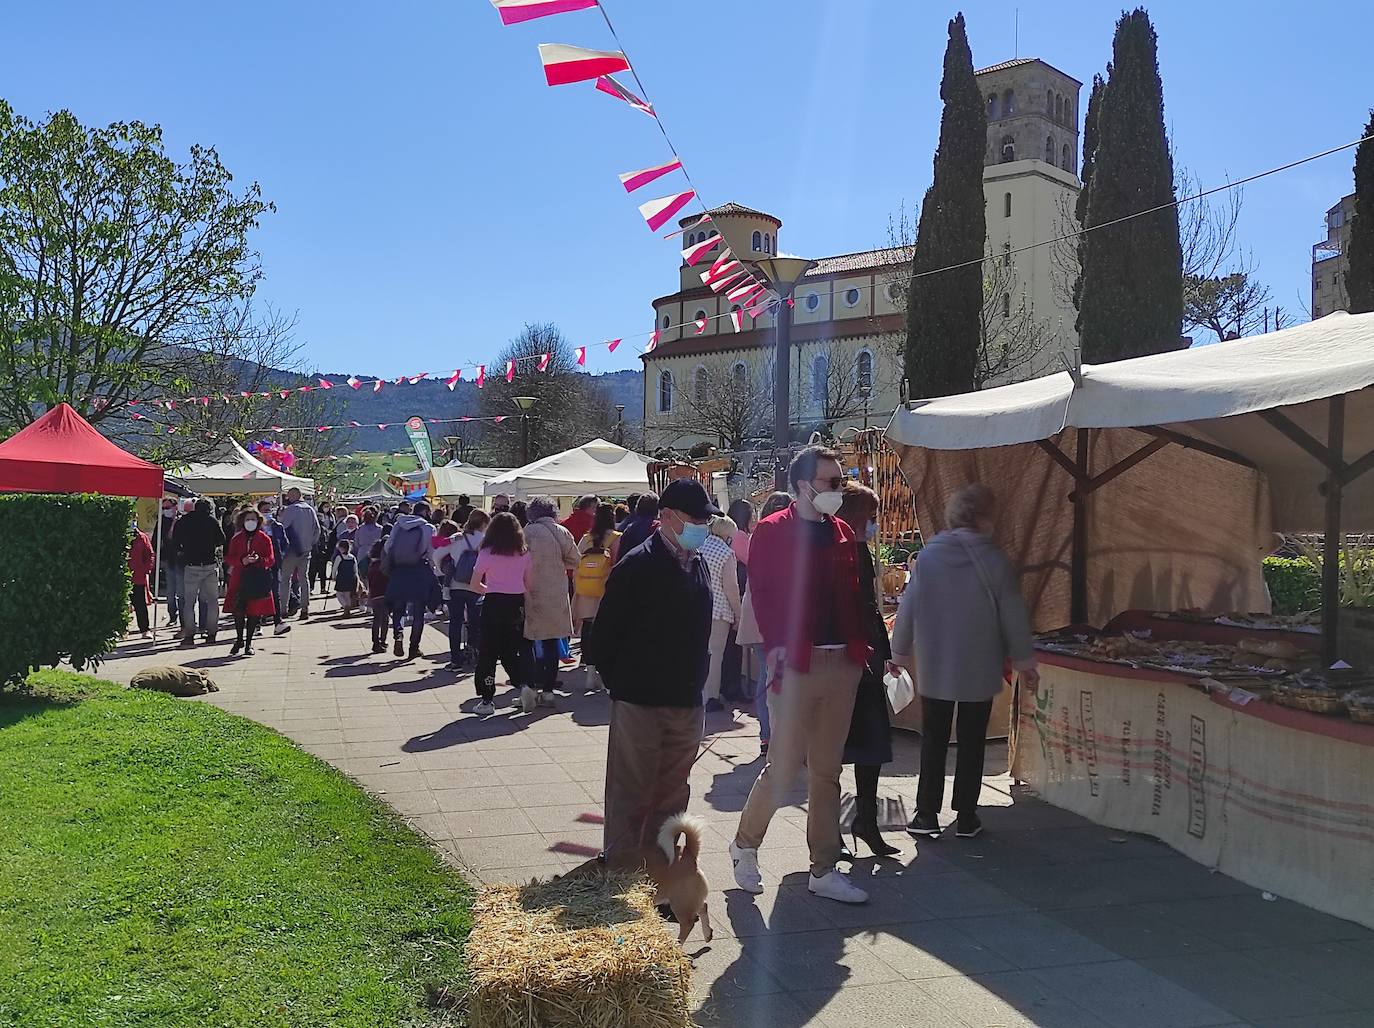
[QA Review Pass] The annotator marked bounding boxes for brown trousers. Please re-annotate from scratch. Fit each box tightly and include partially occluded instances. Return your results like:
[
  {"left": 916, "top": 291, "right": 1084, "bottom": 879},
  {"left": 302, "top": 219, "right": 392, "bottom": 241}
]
[
  {"left": 735, "top": 648, "right": 862, "bottom": 875},
  {"left": 603, "top": 700, "right": 703, "bottom": 858}
]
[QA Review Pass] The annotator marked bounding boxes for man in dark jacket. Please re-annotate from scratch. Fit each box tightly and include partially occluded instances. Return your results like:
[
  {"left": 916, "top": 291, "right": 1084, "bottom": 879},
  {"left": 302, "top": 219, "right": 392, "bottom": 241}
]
[
  {"left": 613, "top": 492, "right": 659, "bottom": 560},
  {"left": 175, "top": 498, "right": 226, "bottom": 646},
  {"left": 592, "top": 479, "right": 716, "bottom": 859}
]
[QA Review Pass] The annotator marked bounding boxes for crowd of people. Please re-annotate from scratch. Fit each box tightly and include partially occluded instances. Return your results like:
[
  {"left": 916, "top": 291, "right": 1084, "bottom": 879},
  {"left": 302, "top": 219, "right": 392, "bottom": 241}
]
[{"left": 127, "top": 449, "right": 1039, "bottom": 909}]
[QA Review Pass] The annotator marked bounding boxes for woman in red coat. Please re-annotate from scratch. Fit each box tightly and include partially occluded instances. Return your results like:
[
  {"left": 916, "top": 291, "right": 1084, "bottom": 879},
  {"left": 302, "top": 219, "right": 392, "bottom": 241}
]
[
  {"left": 128, "top": 524, "right": 155, "bottom": 637},
  {"left": 224, "top": 510, "right": 277, "bottom": 656}
]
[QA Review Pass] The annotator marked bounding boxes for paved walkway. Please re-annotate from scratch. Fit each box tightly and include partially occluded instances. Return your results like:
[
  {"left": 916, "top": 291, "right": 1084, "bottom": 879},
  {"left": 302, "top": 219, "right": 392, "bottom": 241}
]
[{"left": 100, "top": 610, "right": 1374, "bottom": 1028}]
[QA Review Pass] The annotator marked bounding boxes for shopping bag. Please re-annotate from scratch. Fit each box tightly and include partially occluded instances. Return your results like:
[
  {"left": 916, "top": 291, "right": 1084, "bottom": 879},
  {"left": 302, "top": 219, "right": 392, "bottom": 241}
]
[{"left": 883, "top": 666, "right": 915, "bottom": 714}]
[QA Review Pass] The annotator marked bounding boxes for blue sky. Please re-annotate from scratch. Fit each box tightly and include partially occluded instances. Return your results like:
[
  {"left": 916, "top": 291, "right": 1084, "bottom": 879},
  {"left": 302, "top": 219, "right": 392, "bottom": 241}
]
[{"left": 5, "top": 1, "right": 1370, "bottom": 377}]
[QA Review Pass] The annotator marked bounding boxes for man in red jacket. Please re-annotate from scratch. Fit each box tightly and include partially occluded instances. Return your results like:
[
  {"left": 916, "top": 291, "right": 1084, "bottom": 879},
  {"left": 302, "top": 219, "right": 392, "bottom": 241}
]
[
  {"left": 560, "top": 494, "right": 598, "bottom": 543},
  {"left": 730, "top": 446, "right": 870, "bottom": 905}
]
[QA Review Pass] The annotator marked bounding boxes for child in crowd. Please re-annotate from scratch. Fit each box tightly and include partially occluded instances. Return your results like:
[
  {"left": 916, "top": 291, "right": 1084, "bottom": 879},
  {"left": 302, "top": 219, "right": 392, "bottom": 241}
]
[
  {"left": 334, "top": 539, "right": 359, "bottom": 615},
  {"left": 367, "top": 540, "right": 390, "bottom": 653}
]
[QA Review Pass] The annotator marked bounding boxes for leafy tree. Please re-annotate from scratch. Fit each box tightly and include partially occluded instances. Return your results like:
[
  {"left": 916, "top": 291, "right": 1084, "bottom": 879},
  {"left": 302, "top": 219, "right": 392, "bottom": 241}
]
[
  {"left": 1071, "top": 74, "right": 1105, "bottom": 315},
  {"left": 904, "top": 12, "right": 987, "bottom": 398},
  {"left": 1076, "top": 8, "right": 1184, "bottom": 361},
  {"left": 1347, "top": 111, "right": 1374, "bottom": 315},
  {"left": 1183, "top": 270, "right": 1272, "bottom": 342},
  {"left": 0, "top": 102, "right": 306, "bottom": 460}
]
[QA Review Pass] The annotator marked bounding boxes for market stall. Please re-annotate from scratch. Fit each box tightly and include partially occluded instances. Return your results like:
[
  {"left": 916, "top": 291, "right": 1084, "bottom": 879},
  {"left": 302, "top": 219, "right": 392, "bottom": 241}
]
[
  {"left": 482, "top": 438, "right": 652, "bottom": 500},
  {"left": 172, "top": 439, "right": 315, "bottom": 496},
  {"left": 343, "top": 477, "right": 402, "bottom": 506},
  {"left": 884, "top": 310, "right": 1374, "bottom": 927},
  {"left": 429, "top": 461, "right": 510, "bottom": 505}
]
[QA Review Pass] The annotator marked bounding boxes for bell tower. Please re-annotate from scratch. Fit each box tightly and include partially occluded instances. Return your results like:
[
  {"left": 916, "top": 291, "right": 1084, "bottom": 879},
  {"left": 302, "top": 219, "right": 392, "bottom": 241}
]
[{"left": 976, "top": 58, "right": 1081, "bottom": 176}]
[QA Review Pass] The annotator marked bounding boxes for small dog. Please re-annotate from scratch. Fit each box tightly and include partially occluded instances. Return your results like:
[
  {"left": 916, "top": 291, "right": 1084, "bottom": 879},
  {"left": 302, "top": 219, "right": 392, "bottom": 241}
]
[{"left": 563, "top": 813, "right": 713, "bottom": 944}]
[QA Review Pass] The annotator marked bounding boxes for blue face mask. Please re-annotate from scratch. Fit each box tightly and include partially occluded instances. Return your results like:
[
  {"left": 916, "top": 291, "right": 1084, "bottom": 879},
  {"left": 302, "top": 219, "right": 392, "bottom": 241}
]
[
  {"left": 865, "top": 522, "right": 878, "bottom": 543},
  {"left": 676, "top": 521, "right": 709, "bottom": 552}
]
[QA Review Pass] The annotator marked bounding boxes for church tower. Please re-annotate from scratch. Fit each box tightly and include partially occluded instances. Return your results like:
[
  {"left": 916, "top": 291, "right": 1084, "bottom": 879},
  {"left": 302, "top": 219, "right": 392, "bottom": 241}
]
[{"left": 976, "top": 58, "right": 1082, "bottom": 174}]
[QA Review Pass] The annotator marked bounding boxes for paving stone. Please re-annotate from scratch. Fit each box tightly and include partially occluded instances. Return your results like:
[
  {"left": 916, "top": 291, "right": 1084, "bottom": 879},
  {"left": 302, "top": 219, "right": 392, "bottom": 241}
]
[
  {"left": 1030, "top": 960, "right": 1237, "bottom": 1028},
  {"left": 953, "top": 911, "right": 1119, "bottom": 969}
]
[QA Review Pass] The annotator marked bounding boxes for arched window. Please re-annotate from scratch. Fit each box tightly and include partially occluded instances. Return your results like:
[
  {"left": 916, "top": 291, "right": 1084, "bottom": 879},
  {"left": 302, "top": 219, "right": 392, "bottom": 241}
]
[
  {"left": 694, "top": 366, "right": 708, "bottom": 406},
  {"left": 732, "top": 362, "right": 749, "bottom": 390},
  {"left": 688, "top": 232, "right": 697, "bottom": 246},
  {"left": 1000, "top": 136, "right": 1015, "bottom": 162},
  {"left": 811, "top": 353, "right": 829, "bottom": 405},
  {"left": 1003, "top": 240, "right": 1012, "bottom": 268},
  {"left": 856, "top": 350, "right": 873, "bottom": 392},
  {"left": 1045, "top": 135, "right": 1054, "bottom": 163},
  {"left": 1062, "top": 143, "right": 1073, "bottom": 173},
  {"left": 658, "top": 371, "right": 673, "bottom": 413},
  {"left": 1055, "top": 95, "right": 1063, "bottom": 121},
  {"left": 1003, "top": 191, "right": 1012, "bottom": 218},
  {"left": 1047, "top": 89, "right": 1054, "bottom": 115},
  {"left": 1063, "top": 101, "right": 1072, "bottom": 125},
  {"left": 1003, "top": 89, "right": 1015, "bottom": 114},
  {"left": 693, "top": 308, "right": 707, "bottom": 331},
  {"left": 765, "top": 233, "right": 773, "bottom": 254},
  {"left": 987, "top": 94, "right": 998, "bottom": 119},
  {"left": 751, "top": 230, "right": 762, "bottom": 251},
  {"left": 1002, "top": 293, "right": 1011, "bottom": 318}
]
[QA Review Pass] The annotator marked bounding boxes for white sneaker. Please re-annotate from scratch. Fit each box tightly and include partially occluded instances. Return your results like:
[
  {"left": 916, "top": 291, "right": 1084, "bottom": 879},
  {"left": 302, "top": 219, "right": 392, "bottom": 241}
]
[
  {"left": 520, "top": 686, "right": 538, "bottom": 713},
  {"left": 808, "top": 869, "right": 868, "bottom": 904},
  {"left": 273, "top": 623, "right": 291, "bottom": 636},
  {"left": 475, "top": 700, "right": 496, "bottom": 716},
  {"left": 729, "top": 840, "right": 763, "bottom": 894},
  {"left": 537, "top": 690, "right": 556, "bottom": 708}
]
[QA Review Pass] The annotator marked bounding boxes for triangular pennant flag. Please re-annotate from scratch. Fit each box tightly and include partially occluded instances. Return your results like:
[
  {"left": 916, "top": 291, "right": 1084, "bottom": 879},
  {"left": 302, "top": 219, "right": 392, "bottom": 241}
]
[
  {"left": 646, "top": 328, "right": 659, "bottom": 352},
  {"left": 130, "top": 412, "right": 145, "bottom": 421},
  {"left": 446, "top": 370, "right": 462, "bottom": 390},
  {"left": 747, "top": 292, "right": 777, "bottom": 319},
  {"left": 606, "top": 338, "right": 621, "bottom": 352},
  {"left": 538, "top": 43, "right": 629, "bottom": 87},
  {"left": 681, "top": 234, "right": 719, "bottom": 266},
  {"left": 729, "top": 308, "right": 745, "bottom": 332},
  {"left": 736, "top": 284, "right": 766, "bottom": 307},
  {"left": 297, "top": 385, "right": 313, "bottom": 392},
  {"left": 476, "top": 364, "right": 486, "bottom": 388},
  {"left": 787, "top": 296, "right": 795, "bottom": 308},
  {"left": 164, "top": 400, "right": 175, "bottom": 410},
  {"left": 316, "top": 425, "right": 330, "bottom": 433},
  {"left": 701, "top": 259, "right": 741, "bottom": 286},
  {"left": 199, "top": 396, "right": 209, "bottom": 406},
  {"left": 638, "top": 190, "right": 696, "bottom": 232},
  {"left": 377, "top": 424, "right": 386, "bottom": 431},
  {"left": 489, "top": 0, "right": 597, "bottom": 25},
  {"left": 221, "top": 395, "right": 231, "bottom": 404},
  {"left": 349, "top": 421, "right": 361, "bottom": 428},
  {"left": 240, "top": 391, "right": 252, "bottom": 398},
  {"left": 538, "top": 352, "right": 552, "bottom": 372},
  {"left": 394, "top": 375, "right": 406, "bottom": 385},
  {"left": 317, "top": 378, "right": 333, "bottom": 389},
  {"left": 708, "top": 246, "right": 734, "bottom": 274},
  {"left": 505, "top": 360, "right": 515, "bottom": 383},
  {"left": 347, "top": 376, "right": 362, "bottom": 388},
  {"left": 726, "top": 278, "right": 760, "bottom": 303},
  {"left": 270, "top": 425, "right": 284, "bottom": 433},
  {"left": 409, "top": 372, "right": 428, "bottom": 384},
  {"left": 662, "top": 214, "right": 710, "bottom": 240},
  {"left": 707, "top": 270, "right": 746, "bottom": 294},
  {"left": 373, "top": 379, "right": 384, "bottom": 393},
  {"left": 493, "top": 415, "right": 507, "bottom": 424},
  {"left": 595, "top": 74, "right": 654, "bottom": 116},
  {"left": 279, "top": 390, "right": 290, "bottom": 399},
  {"left": 693, "top": 315, "right": 707, "bottom": 335},
  {"left": 619, "top": 157, "right": 682, "bottom": 193},
  {"left": 574, "top": 346, "right": 586, "bottom": 366}
]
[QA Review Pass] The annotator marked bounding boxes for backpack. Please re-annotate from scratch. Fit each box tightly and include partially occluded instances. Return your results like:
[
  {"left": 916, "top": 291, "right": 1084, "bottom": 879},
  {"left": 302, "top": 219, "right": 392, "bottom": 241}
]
[
  {"left": 382, "top": 520, "right": 429, "bottom": 574},
  {"left": 574, "top": 548, "right": 612, "bottom": 599},
  {"left": 453, "top": 536, "right": 481, "bottom": 586}
]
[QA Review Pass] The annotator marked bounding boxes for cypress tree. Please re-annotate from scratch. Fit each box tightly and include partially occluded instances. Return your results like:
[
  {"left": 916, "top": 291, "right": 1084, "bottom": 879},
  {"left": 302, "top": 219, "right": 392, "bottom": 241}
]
[
  {"left": 905, "top": 12, "right": 987, "bottom": 398},
  {"left": 1076, "top": 8, "right": 1183, "bottom": 361},
  {"left": 1072, "top": 73, "right": 1106, "bottom": 316},
  {"left": 1346, "top": 111, "right": 1374, "bottom": 315}
]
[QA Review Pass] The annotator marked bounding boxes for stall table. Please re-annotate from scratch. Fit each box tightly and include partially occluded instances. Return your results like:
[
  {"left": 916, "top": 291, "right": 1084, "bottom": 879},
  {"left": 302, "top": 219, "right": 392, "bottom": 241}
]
[{"left": 1012, "top": 619, "right": 1374, "bottom": 930}]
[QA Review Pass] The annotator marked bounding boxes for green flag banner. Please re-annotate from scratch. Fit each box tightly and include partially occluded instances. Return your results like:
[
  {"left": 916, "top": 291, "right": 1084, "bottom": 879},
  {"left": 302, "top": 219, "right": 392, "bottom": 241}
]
[{"left": 404, "top": 416, "right": 433, "bottom": 471}]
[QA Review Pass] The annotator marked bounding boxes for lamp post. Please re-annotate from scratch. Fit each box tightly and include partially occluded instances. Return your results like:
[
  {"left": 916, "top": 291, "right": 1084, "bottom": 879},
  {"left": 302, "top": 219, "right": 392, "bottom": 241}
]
[
  {"left": 512, "top": 395, "right": 537, "bottom": 464},
  {"left": 754, "top": 255, "right": 817, "bottom": 489},
  {"left": 614, "top": 404, "right": 625, "bottom": 446}
]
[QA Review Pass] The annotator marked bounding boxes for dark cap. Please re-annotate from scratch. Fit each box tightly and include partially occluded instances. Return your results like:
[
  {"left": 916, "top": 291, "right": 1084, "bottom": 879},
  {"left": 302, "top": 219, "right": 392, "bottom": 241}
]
[{"left": 658, "top": 478, "right": 722, "bottom": 519}]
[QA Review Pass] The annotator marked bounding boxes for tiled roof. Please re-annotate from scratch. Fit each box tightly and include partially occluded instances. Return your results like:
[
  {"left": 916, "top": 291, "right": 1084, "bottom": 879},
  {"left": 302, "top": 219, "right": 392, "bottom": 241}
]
[
  {"left": 975, "top": 58, "right": 1037, "bottom": 75},
  {"left": 806, "top": 246, "right": 909, "bottom": 276},
  {"left": 679, "top": 202, "right": 781, "bottom": 228}
]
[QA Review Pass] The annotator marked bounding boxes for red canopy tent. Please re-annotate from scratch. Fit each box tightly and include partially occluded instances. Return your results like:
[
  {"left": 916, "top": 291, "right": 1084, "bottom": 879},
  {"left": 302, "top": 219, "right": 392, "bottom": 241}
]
[{"left": 0, "top": 402, "right": 163, "bottom": 498}]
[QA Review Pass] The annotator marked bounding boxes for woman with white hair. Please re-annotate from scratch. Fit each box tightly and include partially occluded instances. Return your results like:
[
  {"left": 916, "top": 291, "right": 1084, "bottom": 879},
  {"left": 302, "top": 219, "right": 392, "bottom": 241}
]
[
  {"left": 521, "top": 495, "right": 579, "bottom": 712},
  {"left": 889, "top": 482, "right": 1038, "bottom": 841}
]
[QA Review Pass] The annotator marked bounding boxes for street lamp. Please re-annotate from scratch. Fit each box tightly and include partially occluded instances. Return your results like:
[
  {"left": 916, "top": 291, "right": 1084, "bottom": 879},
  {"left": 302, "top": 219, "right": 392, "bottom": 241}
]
[
  {"left": 614, "top": 404, "right": 625, "bottom": 446},
  {"left": 512, "top": 395, "right": 537, "bottom": 464},
  {"left": 755, "top": 254, "right": 817, "bottom": 489}
]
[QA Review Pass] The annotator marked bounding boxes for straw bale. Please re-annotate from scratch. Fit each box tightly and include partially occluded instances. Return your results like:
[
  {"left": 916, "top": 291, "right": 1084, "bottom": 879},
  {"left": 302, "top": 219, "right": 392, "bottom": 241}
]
[{"left": 466, "top": 872, "right": 693, "bottom": 1028}]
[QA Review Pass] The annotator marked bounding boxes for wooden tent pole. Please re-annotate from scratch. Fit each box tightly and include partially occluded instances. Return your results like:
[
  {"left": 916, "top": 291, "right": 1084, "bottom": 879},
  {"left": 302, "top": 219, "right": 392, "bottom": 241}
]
[
  {"left": 1322, "top": 395, "right": 1346, "bottom": 665},
  {"left": 1071, "top": 429, "right": 1090, "bottom": 625}
]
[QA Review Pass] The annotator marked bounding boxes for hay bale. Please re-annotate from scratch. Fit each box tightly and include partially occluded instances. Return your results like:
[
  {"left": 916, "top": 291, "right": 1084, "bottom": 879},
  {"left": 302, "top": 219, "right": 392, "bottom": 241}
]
[
  {"left": 466, "top": 872, "right": 692, "bottom": 1028},
  {"left": 129, "top": 665, "right": 219, "bottom": 697}
]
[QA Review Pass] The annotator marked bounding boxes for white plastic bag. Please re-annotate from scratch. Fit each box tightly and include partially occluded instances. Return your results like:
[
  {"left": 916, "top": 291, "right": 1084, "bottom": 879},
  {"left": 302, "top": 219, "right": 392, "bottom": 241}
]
[{"left": 884, "top": 666, "right": 915, "bottom": 714}]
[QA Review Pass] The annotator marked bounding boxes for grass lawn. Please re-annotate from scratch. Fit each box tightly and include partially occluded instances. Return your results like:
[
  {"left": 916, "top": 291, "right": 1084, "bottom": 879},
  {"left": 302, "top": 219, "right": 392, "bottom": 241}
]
[{"left": 0, "top": 671, "right": 471, "bottom": 1028}]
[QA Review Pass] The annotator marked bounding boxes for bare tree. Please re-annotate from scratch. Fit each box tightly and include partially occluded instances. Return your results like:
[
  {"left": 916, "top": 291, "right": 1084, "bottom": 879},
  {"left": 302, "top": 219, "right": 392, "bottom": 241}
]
[
  {"left": 673, "top": 360, "right": 774, "bottom": 451},
  {"left": 1184, "top": 269, "right": 1274, "bottom": 343}
]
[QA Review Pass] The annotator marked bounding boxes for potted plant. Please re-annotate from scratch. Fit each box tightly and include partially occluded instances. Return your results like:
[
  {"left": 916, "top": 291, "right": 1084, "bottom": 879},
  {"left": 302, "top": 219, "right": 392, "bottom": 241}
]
[{"left": 1296, "top": 536, "right": 1374, "bottom": 668}]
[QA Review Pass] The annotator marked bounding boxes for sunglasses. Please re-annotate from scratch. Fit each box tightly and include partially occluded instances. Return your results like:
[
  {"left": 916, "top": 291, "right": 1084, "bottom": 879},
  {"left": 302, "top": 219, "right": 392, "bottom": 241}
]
[{"left": 813, "top": 476, "right": 845, "bottom": 491}]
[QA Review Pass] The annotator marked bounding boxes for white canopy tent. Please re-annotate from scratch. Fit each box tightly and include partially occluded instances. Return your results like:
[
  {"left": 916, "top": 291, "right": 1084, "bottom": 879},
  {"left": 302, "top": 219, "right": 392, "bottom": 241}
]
[
  {"left": 429, "top": 462, "right": 510, "bottom": 501},
  {"left": 886, "top": 311, "right": 1374, "bottom": 658},
  {"left": 482, "top": 439, "right": 652, "bottom": 498},
  {"left": 343, "top": 477, "right": 401, "bottom": 505},
  {"left": 171, "top": 439, "right": 315, "bottom": 496}
]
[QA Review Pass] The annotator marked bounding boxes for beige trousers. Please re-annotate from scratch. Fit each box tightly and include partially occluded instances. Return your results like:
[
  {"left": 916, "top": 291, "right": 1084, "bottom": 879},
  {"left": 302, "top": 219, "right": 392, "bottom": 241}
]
[
  {"left": 603, "top": 700, "right": 704, "bottom": 858},
  {"left": 703, "top": 618, "right": 733, "bottom": 702},
  {"left": 735, "top": 648, "right": 862, "bottom": 875}
]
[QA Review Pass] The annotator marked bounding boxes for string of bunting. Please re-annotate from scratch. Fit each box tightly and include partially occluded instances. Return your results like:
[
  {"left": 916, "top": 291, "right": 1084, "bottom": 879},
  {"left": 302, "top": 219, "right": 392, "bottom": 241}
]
[{"left": 123, "top": 412, "right": 520, "bottom": 436}]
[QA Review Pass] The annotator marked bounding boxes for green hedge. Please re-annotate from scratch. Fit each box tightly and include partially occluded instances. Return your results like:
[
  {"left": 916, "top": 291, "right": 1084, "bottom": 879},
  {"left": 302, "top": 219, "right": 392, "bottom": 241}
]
[
  {"left": 1263, "top": 556, "right": 1321, "bottom": 616},
  {"left": 0, "top": 493, "right": 134, "bottom": 685}
]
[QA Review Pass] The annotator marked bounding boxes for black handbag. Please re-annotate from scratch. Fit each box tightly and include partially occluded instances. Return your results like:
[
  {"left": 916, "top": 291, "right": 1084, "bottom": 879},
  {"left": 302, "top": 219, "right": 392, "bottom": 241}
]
[{"left": 239, "top": 564, "right": 273, "bottom": 602}]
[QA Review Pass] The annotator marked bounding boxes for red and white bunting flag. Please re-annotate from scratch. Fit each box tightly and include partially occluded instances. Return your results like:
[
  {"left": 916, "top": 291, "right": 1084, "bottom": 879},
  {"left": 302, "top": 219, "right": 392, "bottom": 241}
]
[
  {"left": 130, "top": 412, "right": 145, "bottom": 421},
  {"left": 574, "top": 346, "right": 586, "bottom": 365},
  {"left": 607, "top": 338, "right": 621, "bottom": 352},
  {"left": 538, "top": 352, "right": 552, "bottom": 372},
  {"left": 493, "top": 415, "right": 507, "bottom": 424},
  {"left": 476, "top": 365, "right": 486, "bottom": 388},
  {"left": 701, "top": 261, "right": 741, "bottom": 287},
  {"left": 708, "top": 270, "right": 746, "bottom": 294},
  {"left": 317, "top": 378, "right": 332, "bottom": 389},
  {"left": 373, "top": 379, "right": 384, "bottom": 393},
  {"left": 681, "top": 235, "right": 719, "bottom": 266},
  {"left": 317, "top": 425, "right": 330, "bottom": 432},
  {"left": 787, "top": 296, "right": 795, "bottom": 308},
  {"left": 409, "top": 372, "right": 428, "bottom": 384},
  {"left": 347, "top": 376, "right": 362, "bottom": 389},
  {"left": 736, "top": 284, "right": 765, "bottom": 307},
  {"left": 726, "top": 278, "right": 759, "bottom": 303},
  {"left": 428, "top": 418, "right": 440, "bottom": 424},
  {"left": 164, "top": 400, "right": 175, "bottom": 410},
  {"left": 489, "top": 0, "right": 597, "bottom": 25},
  {"left": 279, "top": 390, "right": 290, "bottom": 399},
  {"left": 377, "top": 424, "right": 386, "bottom": 431},
  {"left": 729, "top": 308, "right": 745, "bottom": 333},
  {"left": 239, "top": 391, "right": 252, "bottom": 398},
  {"left": 445, "top": 370, "right": 462, "bottom": 390},
  {"left": 538, "top": 43, "right": 629, "bottom": 87},
  {"left": 619, "top": 157, "right": 682, "bottom": 193},
  {"left": 350, "top": 421, "right": 361, "bottom": 428},
  {"left": 595, "top": 74, "right": 654, "bottom": 116},
  {"left": 270, "top": 425, "right": 284, "bottom": 433},
  {"left": 260, "top": 391, "right": 273, "bottom": 397},
  {"left": 393, "top": 375, "right": 406, "bottom": 385},
  {"left": 646, "top": 328, "right": 659, "bottom": 352},
  {"left": 747, "top": 293, "right": 776, "bottom": 319},
  {"left": 221, "top": 395, "right": 231, "bottom": 404},
  {"left": 638, "top": 190, "right": 696, "bottom": 232},
  {"left": 504, "top": 360, "right": 515, "bottom": 383},
  {"left": 693, "top": 315, "right": 707, "bottom": 335},
  {"left": 297, "top": 385, "right": 312, "bottom": 393},
  {"left": 662, "top": 213, "right": 710, "bottom": 240},
  {"left": 708, "top": 247, "right": 734, "bottom": 274}
]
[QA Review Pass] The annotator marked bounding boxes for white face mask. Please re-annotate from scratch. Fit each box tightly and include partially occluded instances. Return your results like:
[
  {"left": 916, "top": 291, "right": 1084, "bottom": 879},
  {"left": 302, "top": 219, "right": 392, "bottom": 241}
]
[
  {"left": 243, "top": 519, "right": 259, "bottom": 533},
  {"left": 804, "top": 481, "right": 844, "bottom": 517}
]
